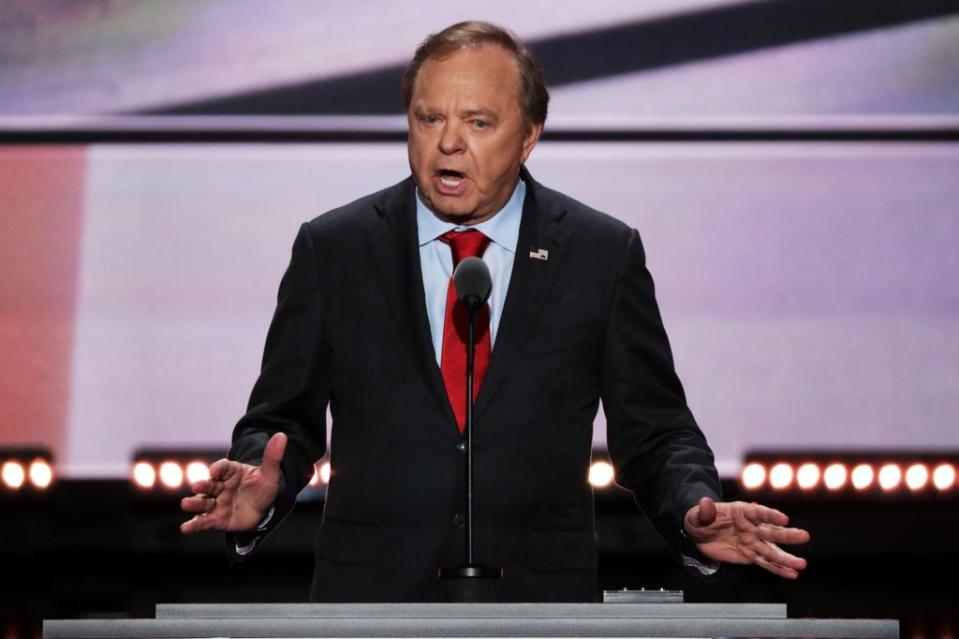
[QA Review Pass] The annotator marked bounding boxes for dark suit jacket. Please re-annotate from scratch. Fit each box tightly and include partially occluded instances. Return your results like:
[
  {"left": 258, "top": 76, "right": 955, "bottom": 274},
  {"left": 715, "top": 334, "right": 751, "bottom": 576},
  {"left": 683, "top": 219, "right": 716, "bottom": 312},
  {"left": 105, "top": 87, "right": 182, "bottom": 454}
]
[{"left": 227, "top": 167, "right": 722, "bottom": 602}]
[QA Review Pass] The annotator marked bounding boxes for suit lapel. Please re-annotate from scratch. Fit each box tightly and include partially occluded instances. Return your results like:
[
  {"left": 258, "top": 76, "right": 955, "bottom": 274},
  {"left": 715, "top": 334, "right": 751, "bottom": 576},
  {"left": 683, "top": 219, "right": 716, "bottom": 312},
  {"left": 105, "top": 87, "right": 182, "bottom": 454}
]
[
  {"left": 473, "top": 168, "right": 570, "bottom": 424},
  {"left": 366, "top": 179, "right": 457, "bottom": 433}
]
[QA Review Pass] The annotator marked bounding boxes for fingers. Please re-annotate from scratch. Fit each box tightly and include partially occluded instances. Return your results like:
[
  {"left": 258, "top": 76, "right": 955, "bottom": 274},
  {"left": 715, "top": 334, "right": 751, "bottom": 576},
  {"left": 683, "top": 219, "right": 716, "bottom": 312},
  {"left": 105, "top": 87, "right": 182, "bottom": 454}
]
[
  {"left": 752, "top": 538, "right": 807, "bottom": 578},
  {"left": 696, "top": 496, "right": 717, "bottom": 527},
  {"left": 180, "top": 512, "right": 220, "bottom": 534},
  {"left": 208, "top": 458, "right": 238, "bottom": 482},
  {"left": 180, "top": 493, "right": 218, "bottom": 514},
  {"left": 258, "top": 432, "right": 288, "bottom": 482},
  {"left": 745, "top": 501, "right": 789, "bottom": 527},
  {"left": 753, "top": 553, "right": 800, "bottom": 579},
  {"left": 732, "top": 501, "right": 756, "bottom": 534},
  {"left": 180, "top": 491, "right": 229, "bottom": 534},
  {"left": 756, "top": 522, "right": 811, "bottom": 546}
]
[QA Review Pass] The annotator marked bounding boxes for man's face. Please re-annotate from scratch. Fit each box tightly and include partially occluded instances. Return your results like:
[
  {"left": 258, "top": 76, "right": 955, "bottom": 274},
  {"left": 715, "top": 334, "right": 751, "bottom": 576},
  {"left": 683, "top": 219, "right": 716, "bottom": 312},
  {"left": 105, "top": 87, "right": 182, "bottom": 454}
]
[{"left": 407, "top": 44, "right": 542, "bottom": 225}]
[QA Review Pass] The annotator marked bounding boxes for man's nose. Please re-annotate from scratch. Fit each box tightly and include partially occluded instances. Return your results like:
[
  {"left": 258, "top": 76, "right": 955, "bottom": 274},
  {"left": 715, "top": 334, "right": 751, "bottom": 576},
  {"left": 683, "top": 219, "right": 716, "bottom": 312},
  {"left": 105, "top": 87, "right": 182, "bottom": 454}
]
[{"left": 438, "top": 121, "right": 465, "bottom": 154}]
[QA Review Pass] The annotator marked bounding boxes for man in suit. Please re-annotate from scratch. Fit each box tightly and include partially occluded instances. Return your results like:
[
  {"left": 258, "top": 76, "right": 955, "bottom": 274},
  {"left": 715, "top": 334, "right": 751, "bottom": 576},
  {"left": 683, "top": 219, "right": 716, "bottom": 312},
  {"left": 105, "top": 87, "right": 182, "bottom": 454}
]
[{"left": 180, "top": 21, "right": 809, "bottom": 602}]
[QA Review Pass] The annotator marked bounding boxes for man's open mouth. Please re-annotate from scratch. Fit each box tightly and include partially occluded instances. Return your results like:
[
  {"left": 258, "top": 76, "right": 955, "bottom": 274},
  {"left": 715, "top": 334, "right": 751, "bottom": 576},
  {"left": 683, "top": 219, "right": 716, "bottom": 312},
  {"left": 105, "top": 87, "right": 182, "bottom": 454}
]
[{"left": 437, "top": 169, "right": 466, "bottom": 186}]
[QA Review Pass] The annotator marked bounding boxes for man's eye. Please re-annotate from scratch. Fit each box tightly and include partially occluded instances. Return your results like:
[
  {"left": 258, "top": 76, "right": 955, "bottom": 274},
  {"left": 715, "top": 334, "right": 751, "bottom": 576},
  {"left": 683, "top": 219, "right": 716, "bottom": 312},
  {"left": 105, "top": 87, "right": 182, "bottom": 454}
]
[
  {"left": 423, "top": 114, "right": 439, "bottom": 124},
  {"left": 472, "top": 119, "right": 489, "bottom": 129}
]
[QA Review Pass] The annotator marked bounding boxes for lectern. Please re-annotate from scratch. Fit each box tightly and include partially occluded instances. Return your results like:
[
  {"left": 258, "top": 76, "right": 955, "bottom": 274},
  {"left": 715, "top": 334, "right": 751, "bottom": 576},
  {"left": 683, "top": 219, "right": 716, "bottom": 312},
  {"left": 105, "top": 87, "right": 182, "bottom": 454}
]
[{"left": 44, "top": 602, "right": 898, "bottom": 638}]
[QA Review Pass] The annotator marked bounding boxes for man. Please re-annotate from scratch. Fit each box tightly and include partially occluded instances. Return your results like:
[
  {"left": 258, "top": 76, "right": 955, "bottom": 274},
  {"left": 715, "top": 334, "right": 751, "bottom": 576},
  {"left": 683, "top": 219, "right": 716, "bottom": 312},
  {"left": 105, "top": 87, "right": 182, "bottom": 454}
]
[{"left": 180, "top": 21, "right": 809, "bottom": 602}]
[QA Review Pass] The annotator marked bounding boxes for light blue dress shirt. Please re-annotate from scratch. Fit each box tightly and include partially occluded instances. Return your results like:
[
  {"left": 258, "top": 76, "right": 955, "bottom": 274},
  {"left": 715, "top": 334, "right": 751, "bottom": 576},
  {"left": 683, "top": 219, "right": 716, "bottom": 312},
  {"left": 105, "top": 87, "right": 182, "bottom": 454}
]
[{"left": 415, "top": 179, "right": 525, "bottom": 365}]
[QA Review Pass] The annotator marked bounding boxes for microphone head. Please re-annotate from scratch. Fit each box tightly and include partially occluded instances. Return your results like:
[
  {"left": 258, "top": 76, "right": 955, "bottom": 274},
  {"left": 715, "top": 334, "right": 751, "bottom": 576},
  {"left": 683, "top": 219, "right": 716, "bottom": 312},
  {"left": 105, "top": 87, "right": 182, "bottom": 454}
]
[{"left": 453, "top": 257, "right": 492, "bottom": 310}]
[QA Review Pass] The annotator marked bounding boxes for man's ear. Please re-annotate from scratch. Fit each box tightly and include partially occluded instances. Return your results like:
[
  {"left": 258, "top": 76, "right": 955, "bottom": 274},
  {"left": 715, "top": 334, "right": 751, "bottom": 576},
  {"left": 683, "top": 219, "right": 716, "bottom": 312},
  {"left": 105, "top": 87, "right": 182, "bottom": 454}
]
[{"left": 520, "top": 121, "right": 544, "bottom": 163}]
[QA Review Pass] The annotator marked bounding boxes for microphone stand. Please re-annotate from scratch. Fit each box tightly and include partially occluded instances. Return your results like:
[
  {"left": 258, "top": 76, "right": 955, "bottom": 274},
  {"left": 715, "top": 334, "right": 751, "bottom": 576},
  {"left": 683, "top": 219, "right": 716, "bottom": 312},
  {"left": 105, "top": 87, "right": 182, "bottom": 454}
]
[{"left": 439, "top": 295, "right": 502, "bottom": 601}]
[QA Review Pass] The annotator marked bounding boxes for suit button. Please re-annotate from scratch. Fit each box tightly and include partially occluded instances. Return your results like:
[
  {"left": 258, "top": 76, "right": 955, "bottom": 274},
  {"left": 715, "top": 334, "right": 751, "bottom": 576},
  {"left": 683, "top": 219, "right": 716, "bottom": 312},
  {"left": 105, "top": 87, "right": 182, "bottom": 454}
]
[
  {"left": 453, "top": 513, "right": 466, "bottom": 527},
  {"left": 456, "top": 441, "right": 466, "bottom": 453}
]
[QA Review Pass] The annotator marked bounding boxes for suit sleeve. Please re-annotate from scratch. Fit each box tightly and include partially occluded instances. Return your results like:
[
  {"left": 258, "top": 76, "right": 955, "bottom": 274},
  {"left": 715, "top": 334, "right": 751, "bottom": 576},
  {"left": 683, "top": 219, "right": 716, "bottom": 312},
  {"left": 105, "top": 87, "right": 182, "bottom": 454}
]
[
  {"left": 225, "top": 222, "right": 332, "bottom": 561},
  {"left": 601, "top": 227, "right": 723, "bottom": 573}
]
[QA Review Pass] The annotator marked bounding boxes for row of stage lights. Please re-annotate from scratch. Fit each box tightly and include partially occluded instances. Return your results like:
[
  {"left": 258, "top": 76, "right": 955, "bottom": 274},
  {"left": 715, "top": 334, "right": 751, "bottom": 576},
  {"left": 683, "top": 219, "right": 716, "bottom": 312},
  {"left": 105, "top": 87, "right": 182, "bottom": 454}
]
[
  {"left": 128, "top": 455, "right": 959, "bottom": 495},
  {"left": 130, "top": 454, "right": 333, "bottom": 491},
  {"left": 130, "top": 457, "right": 611, "bottom": 492},
  {"left": 740, "top": 452, "right": 959, "bottom": 495},
  {"left": 5, "top": 447, "right": 958, "bottom": 498},
  {"left": 0, "top": 448, "right": 55, "bottom": 491}
]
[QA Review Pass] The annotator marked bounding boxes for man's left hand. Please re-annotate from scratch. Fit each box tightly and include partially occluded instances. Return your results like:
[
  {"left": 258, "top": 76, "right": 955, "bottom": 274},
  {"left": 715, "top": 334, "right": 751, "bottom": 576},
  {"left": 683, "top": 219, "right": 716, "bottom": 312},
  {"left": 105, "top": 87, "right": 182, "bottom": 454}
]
[{"left": 684, "top": 496, "right": 810, "bottom": 579}]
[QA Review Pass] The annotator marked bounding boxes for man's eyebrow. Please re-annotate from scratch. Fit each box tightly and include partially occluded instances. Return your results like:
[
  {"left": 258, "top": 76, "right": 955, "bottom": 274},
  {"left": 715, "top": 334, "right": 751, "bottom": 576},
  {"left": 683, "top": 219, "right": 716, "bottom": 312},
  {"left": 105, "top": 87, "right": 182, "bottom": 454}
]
[{"left": 461, "top": 109, "right": 496, "bottom": 119}]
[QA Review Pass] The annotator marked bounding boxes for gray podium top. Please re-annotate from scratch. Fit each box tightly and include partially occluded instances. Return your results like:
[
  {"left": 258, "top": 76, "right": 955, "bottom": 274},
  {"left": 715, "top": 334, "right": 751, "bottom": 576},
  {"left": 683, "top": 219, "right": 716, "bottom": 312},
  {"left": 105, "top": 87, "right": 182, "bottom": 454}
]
[
  {"left": 154, "top": 602, "right": 787, "bottom": 619},
  {"left": 44, "top": 602, "right": 899, "bottom": 639}
]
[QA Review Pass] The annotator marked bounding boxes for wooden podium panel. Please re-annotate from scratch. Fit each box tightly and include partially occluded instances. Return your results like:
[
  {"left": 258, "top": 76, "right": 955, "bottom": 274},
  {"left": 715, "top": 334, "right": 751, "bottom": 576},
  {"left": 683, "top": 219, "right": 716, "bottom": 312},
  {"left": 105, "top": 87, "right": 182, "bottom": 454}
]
[{"left": 44, "top": 602, "right": 898, "bottom": 638}]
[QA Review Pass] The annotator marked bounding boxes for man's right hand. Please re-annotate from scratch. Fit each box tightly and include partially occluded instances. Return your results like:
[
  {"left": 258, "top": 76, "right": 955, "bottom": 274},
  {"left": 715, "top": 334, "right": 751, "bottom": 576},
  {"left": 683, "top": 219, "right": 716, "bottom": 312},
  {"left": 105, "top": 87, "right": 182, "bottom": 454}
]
[{"left": 179, "top": 432, "right": 287, "bottom": 534}]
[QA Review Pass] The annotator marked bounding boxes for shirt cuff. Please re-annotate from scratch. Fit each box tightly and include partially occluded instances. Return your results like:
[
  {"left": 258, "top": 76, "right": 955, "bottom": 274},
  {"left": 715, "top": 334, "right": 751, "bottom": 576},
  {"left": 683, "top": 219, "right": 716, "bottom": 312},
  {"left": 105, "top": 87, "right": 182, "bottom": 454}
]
[
  {"left": 234, "top": 504, "right": 275, "bottom": 556},
  {"left": 679, "top": 526, "right": 721, "bottom": 575},
  {"left": 681, "top": 551, "right": 721, "bottom": 575}
]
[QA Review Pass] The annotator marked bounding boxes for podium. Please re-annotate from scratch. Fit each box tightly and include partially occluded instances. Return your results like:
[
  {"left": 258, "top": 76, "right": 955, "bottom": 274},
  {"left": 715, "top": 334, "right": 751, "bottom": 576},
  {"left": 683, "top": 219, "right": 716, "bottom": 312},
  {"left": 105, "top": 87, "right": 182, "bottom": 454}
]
[{"left": 44, "top": 602, "right": 898, "bottom": 638}]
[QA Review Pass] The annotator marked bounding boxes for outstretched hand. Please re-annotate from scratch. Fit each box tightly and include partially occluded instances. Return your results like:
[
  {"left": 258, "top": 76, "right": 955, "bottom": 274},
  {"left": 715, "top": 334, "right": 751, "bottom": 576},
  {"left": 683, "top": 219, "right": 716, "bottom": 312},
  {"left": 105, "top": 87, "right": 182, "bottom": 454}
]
[
  {"left": 684, "top": 496, "right": 810, "bottom": 579},
  {"left": 180, "top": 432, "right": 287, "bottom": 534}
]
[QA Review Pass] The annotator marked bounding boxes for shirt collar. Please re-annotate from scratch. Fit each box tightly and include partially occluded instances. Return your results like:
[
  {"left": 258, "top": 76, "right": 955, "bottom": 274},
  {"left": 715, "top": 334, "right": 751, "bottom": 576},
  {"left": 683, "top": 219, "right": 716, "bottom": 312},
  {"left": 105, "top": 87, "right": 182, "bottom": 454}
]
[{"left": 416, "top": 178, "right": 525, "bottom": 254}]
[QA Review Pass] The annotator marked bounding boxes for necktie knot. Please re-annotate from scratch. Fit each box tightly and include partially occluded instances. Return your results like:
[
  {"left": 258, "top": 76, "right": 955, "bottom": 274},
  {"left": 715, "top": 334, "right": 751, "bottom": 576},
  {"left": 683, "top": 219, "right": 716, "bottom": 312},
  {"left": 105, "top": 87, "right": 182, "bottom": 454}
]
[{"left": 439, "top": 229, "right": 490, "bottom": 266}]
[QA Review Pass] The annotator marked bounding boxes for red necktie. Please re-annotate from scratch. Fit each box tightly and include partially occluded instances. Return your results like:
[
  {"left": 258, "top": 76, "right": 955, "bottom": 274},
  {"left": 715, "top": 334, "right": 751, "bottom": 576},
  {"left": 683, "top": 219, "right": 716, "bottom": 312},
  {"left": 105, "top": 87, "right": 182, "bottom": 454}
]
[{"left": 439, "top": 230, "right": 491, "bottom": 433}]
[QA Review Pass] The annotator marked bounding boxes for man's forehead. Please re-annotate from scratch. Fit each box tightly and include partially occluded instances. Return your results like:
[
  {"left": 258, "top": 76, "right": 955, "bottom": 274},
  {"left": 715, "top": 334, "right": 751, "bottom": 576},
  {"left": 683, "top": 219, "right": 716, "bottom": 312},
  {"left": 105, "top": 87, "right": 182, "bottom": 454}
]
[
  {"left": 417, "top": 44, "right": 518, "bottom": 83},
  {"left": 412, "top": 44, "right": 521, "bottom": 105}
]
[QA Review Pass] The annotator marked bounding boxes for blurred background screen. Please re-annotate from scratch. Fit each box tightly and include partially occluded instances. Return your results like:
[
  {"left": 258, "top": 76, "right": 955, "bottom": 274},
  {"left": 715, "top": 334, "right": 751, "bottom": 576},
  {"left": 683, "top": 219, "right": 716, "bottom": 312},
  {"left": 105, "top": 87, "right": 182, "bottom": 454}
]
[{"left": 3, "top": 0, "right": 959, "bottom": 477}]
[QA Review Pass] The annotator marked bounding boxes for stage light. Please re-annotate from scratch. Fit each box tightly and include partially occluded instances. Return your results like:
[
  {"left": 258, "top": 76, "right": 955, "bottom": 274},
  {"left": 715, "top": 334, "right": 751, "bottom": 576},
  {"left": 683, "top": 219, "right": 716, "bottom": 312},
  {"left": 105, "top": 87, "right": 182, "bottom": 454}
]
[
  {"left": 2, "top": 461, "right": 25, "bottom": 490},
  {"left": 307, "top": 461, "right": 332, "bottom": 487},
  {"left": 741, "top": 462, "right": 765, "bottom": 489},
  {"left": 851, "top": 464, "right": 874, "bottom": 490},
  {"left": 796, "top": 463, "right": 820, "bottom": 490},
  {"left": 878, "top": 464, "right": 902, "bottom": 491},
  {"left": 185, "top": 461, "right": 210, "bottom": 485},
  {"left": 28, "top": 459, "right": 53, "bottom": 489},
  {"left": 769, "top": 463, "right": 793, "bottom": 490},
  {"left": 158, "top": 461, "right": 184, "bottom": 489},
  {"left": 905, "top": 464, "right": 929, "bottom": 491},
  {"left": 132, "top": 462, "right": 156, "bottom": 489},
  {"left": 588, "top": 461, "right": 615, "bottom": 488},
  {"left": 823, "top": 463, "right": 847, "bottom": 490},
  {"left": 933, "top": 464, "right": 956, "bottom": 491}
]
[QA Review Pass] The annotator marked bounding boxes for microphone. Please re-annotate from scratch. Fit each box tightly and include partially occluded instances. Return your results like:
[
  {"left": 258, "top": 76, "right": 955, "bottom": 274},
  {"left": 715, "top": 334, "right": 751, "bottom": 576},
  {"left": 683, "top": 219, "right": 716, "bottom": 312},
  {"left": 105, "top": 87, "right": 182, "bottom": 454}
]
[
  {"left": 440, "top": 255, "right": 502, "bottom": 600},
  {"left": 453, "top": 256, "right": 492, "bottom": 311}
]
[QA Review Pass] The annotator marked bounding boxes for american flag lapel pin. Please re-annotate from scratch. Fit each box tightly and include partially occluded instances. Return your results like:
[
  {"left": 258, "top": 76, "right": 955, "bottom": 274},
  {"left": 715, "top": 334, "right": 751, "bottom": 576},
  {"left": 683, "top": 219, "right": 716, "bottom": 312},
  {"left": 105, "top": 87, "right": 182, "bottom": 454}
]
[{"left": 529, "top": 248, "right": 549, "bottom": 261}]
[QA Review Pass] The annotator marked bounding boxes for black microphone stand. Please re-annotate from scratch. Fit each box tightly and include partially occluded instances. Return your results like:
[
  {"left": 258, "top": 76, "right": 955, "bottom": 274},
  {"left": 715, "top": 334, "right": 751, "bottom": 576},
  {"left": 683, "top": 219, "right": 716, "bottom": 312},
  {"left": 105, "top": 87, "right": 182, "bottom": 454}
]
[{"left": 439, "top": 290, "right": 502, "bottom": 601}]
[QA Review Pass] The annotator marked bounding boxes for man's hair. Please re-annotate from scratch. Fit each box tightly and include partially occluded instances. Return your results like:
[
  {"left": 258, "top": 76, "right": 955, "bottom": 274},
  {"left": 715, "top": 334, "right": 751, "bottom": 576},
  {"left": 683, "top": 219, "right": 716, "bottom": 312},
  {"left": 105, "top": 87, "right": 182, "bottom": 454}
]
[{"left": 401, "top": 21, "right": 550, "bottom": 127}]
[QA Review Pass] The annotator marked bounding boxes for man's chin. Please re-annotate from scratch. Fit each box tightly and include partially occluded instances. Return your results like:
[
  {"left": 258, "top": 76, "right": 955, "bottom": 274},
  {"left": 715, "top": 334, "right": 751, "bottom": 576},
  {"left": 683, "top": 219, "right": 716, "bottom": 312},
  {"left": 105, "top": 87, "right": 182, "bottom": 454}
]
[{"left": 423, "top": 193, "right": 481, "bottom": 224}]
